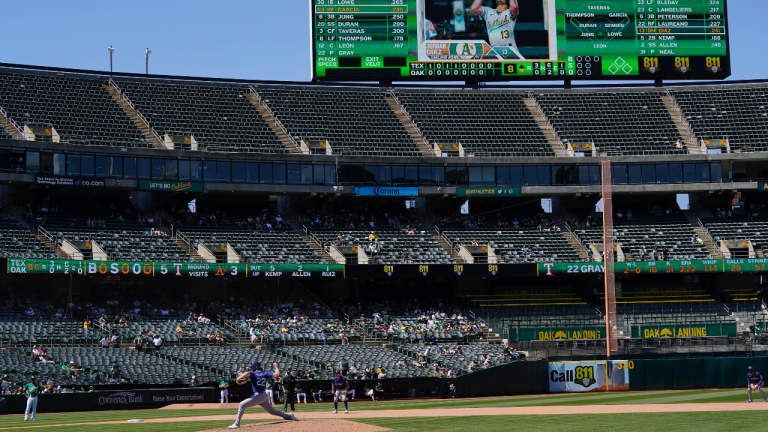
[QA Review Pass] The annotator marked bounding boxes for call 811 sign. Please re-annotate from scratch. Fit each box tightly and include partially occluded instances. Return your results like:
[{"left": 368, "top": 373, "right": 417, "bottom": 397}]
[{"left": 311, "top": 0, "right": 730, "bottom": 81}]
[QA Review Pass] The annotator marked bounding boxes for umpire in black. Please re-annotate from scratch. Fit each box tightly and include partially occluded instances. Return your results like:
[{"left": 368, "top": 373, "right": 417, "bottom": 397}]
[{"left": 282, "top": 370, "right": 297, "bottom": 413}]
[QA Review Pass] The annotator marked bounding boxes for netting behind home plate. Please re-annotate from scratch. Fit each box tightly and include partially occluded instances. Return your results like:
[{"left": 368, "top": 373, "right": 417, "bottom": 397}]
[{"left": 601, "top": 160, "right": 617, "bottom": 355}]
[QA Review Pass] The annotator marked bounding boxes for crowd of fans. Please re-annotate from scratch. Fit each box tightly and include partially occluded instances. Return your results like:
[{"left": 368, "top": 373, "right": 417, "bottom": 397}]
[
  {"left": 300, "top": 204, "right": 421, "bottom": 231},
  {"left": 26, "top": 200, "right": 153, "bottom": 230}
]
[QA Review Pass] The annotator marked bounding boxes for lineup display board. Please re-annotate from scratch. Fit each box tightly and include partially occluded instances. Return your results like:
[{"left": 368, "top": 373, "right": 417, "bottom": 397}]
[
  {"left": 311, "top": 0, "right": 730, "bottom": 81},
  {"left": 7, "top": 259, "right": 343, "bottom": 279},
  {"left": 538, "top": 259, "right": 768, "bottom": 276}
]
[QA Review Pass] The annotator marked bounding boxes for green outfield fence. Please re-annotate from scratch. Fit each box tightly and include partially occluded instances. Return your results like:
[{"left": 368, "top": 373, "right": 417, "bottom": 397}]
[{"left": 628, "top": 356, "right": 768, "bottom": 391}]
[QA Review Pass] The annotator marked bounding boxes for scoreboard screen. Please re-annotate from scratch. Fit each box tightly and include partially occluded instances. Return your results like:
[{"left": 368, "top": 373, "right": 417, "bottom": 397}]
[{"left": 310, "top": 0, "right": 730, "bottom": 82}]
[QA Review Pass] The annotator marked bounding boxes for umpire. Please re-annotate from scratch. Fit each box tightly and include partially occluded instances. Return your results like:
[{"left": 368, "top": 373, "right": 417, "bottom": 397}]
[{"left": 282, "top": 370, "right": 297, "bottom": 413}]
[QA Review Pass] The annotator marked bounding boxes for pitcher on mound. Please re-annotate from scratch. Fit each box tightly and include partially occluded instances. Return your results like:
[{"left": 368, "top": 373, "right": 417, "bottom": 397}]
[{"left": 229, "top": 361, "right": 297, "bottom": 428}]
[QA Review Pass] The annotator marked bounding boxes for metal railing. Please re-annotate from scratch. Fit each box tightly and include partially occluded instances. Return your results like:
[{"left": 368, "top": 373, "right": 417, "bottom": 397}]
[
  {"left": 526, "top": 92, "right": 569, "bottom": 155},
  {"left": 108, "top": 78, "right": 164, "bottom": 148},
  {"left": 248, "top": 86, "right": 303, "bottom": 153},
  {"left": 0, "top": 104, "right": 28, "bottom": 140},
  {"left": 563, "top": 222, "right": 590, "bottom": 260},
  {"left": 664, "top": 90, "right": 700, "bottom": 150},
  {"left": 434, "top": 226, "right": 466, "bottom": 263},
  {"left": 697, "top": 218, "right": 724, "bottom": 260},
  {"left": 387, "top": 92, "right": 433, "bottom": 155}
]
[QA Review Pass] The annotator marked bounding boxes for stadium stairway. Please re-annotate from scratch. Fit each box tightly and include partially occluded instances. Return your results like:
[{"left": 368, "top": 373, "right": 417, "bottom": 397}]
[
  {"left": 172, "top": 235, "right": 205, "bottom": 262},
  {"left": 385, "top": 93, "right": 438, "bottom": 157},
  {"left": 300, "top": 234, "right": 339, "bottom": 264},
  {"left": 431, "top": 230, "right": 467, "bottom": 264},
  {"left": 0, "top": 104, "right": 24, "bottom": 139},
  {"left": 522, "top": 94, "right": 570, "bottom": 157},
  {"left": 245, "top": 88, "right": 303, "bottom": 154},
  {"left": 103, "top": 80, "right": 165, "bottom": 149},
  {"left": 562, "top": 230, "right": 591, "bottom": 261},
  {"left": 682, "top": 211, "right": 724, "bottom": 259},
  {"left": 661, "top": 91, "right": 704, "bottom": 154},
  {"left": 35, "top": 233, "right": 67, "bottom": 259}
]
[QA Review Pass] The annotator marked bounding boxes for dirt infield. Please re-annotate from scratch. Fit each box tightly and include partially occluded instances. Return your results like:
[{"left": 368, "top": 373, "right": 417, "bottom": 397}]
[
  {"left": 5, "top": 403, "right": 768, "bottom": 431},
  {"left": 203, "top": 419, "right": 390, "bottom": 432}
]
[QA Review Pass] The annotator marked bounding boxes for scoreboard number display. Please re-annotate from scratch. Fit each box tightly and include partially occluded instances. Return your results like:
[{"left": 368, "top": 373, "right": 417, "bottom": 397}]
[{"left": 310, "top": 0, "right": 730, "bottom": 82}]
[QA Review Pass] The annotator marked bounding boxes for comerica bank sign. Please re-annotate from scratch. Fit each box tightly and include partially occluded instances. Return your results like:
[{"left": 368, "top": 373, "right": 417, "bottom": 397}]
[{"left": 354, "top": 187, "right": 419, "bottom": 196}]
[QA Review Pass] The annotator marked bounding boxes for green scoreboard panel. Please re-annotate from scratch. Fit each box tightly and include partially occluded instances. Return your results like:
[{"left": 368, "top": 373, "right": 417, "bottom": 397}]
[{"left": 310, "top": 0, "right": 730, "bottom": 81}]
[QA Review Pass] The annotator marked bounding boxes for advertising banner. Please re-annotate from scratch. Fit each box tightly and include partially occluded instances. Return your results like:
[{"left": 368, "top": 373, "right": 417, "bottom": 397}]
[
  {"left": 93, "top": 388, "right": 211, "bottom": 407},
  {"left": 138, "top": 180, "right": 204, "bottom": 193},
  {"left": 35, "top": 175, "right": 105, "bottom": 188},
  {"left": 518, "top": 327, "right": 604, "bottom": 343},
  {"left": 457, "top": 187, "right": 521, "bottom": 197},
  {"left": 549, "top": 361, "right": 630, "bottom": 393},
  {"left": 353, "top": 187, "right": 419, "bottom": 197}
]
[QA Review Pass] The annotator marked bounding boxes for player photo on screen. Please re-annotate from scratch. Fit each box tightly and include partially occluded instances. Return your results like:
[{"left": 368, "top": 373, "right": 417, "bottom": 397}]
[{"left": 419, "top": 0, "right": 550, "bottom": 61}]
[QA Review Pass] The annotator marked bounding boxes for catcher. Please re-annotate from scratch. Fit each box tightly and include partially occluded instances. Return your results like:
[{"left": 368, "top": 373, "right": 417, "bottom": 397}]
[
  {"left": 747, "top": 366, "right": 767, "bottom": 403},
  {"left": 332, "top": 370, "right": 350, "bottom": 414},
  {"left": 228, "top": 361, "right": 296, "bottom": 429}
]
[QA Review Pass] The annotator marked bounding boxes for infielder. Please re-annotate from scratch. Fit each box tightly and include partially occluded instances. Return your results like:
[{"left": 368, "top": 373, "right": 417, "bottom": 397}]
[
  {"left": 332, "top": 370, "right": 349, "bottom": 414},
  {"left": 470, "top": 0, "right": 525, "bottom": 60},
  {"left": 228, "top": 361, "right": 296, "bottom": 429},
  {"left": 24, "top": 377, "right": 40, "bottom": 421},
  {"left": 219, "top": 378, "right": 229, "bottom": 404},
  {"left": 747, "top": 366, "right": 767, "bottom": 403}
]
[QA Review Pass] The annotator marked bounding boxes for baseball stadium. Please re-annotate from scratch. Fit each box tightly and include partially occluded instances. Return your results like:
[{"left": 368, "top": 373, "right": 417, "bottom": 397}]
[{"left": 1, "top": 0, "right": 767, "bottom": 430}]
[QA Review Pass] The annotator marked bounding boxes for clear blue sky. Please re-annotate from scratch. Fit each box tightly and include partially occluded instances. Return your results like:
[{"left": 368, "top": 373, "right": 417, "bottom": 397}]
[{"left": 2, "top": 0, "right": 765, "bottom": 83}]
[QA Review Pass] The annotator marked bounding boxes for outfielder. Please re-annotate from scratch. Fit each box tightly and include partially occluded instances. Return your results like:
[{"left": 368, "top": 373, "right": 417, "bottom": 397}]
[
  {"left": 228, "top": 361, "right": 296, "bottom": 429},
  {"left": 747, "top": 366, "right": 767, "bottom": 403},
  {"left": 219, "top": 378, "right": 229, "bottom": 404},
  {"left": 24, "top": 377, "right": 40, "bottom": 421},
  {"left": 332, "top": 370, "right": 349, "bottom": 414},
  {"left": 470, "top": 0, "right": 525, "bottom": 59}
]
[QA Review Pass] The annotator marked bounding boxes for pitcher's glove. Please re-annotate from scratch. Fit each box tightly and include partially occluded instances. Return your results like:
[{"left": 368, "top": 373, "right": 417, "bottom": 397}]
[
  {"left": 341, "top": 390, "right": 348, "bottom": 396},
  {"left": 236, "top": 377, "right": 247, "bottom": 385}
]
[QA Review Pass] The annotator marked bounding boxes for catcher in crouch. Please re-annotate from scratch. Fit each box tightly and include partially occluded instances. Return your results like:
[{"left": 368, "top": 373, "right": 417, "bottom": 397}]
[
  {"left": 332, "top": 370, "right": 350, "bottom": 414},
  {"left": 229, "top": 361, "right": 296, "bottom": 428}
]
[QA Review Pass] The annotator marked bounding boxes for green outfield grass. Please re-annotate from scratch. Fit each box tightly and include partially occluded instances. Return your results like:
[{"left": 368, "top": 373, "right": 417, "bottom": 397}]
[{"left": 2, "top": 389, "right": 762, "bottom": 431}]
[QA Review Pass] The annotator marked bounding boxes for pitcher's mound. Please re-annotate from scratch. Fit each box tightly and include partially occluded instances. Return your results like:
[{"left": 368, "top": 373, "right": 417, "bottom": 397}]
[{"left": 204, "top": 419, "right": 390, "bottom": 432}]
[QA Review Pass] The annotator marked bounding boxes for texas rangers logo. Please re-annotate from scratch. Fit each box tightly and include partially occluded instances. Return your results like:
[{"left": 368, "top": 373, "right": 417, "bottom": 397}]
[{"left": 543, "top": 263, "right": 555, "bottom": 276}]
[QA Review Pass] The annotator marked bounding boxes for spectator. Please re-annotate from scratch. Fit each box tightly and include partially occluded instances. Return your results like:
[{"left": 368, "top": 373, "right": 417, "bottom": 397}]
[
  {"left": 190, "top": 376, "right": 199, "bottom": 387},
  {"left": 153, "top": 335, "right": 163, "bottom": 350},
  {"left": 99, "top": 335, "right": 110, "bottom": 348}
]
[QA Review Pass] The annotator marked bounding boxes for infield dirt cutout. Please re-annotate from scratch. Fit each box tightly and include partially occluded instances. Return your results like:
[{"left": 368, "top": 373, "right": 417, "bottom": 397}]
[{"left": 5, "top": 402, "right": 768, "bottom": 430}]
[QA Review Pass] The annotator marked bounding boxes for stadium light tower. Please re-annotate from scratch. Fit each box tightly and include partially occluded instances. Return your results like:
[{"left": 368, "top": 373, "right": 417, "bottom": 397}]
[
  {"left": 146, "top": 48, "right": 151, "bottom": 76},
  {"left": 107, "top": 46, "right": 115, "bottom": 75}
]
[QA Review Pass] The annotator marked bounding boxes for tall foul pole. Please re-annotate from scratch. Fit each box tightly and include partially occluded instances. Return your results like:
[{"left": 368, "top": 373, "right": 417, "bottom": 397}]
[{"left": 601, "top": 160, "right": 617, "bottom": 358}]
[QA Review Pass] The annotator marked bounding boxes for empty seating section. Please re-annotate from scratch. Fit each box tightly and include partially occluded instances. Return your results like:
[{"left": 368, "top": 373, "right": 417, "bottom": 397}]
[
  {"left": 164, "top": 347, "right": 311, "bottom": 378},
  {"left": 673, "top": 86, "right": 768, "bottom": 152},
  {"left": 256, "top": 86, "right": 419, "bottom": 156},
  {"left": 395, "top": 91, "right": 554, "bottom": 157},
  {"left": 0, "top": 124, "right": 14, "bottom": 140},
  {"left": 181, "top": 231, "right": 326, "bottom": 264},
  {"left": 0, "top": 351, "right": 60, "bottom": 387},
  {"left": 47, "top": 347, "right": 212, "bottom": 384},
  {"left": 277, "top": 345, "right": 429, "bottom": 377},
  {"left": 0, "top": 320, "right": 97, "bottom": 346},
  {"left": 115, "top": 80, "right": 284, "bottom": 153},
  {"left": 444, "top": 229, "right": 580, "bottom": 263},
  {"left": 0, "top": 70, "right": 147, "bottom": 147},
  {"left": 705, "top": 220, "right": 768, "bottom": 252},
  {"left": 311, "top": 229, "right": 454, "bottom": 264},
  {"left": 54, "top": 231, "right": 193, "bottom": 262},
  {"left": 535, "top": 91, "right": 685, "bottom": 156},
  {"left": 576, "top": 218, "right": 711, "bottom": 260},
  {"left": 0, "top": 223, "right": 58, "bottom": 259}
]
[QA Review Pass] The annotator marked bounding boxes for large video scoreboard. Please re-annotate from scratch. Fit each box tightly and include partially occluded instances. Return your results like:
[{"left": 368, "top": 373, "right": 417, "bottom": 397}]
[{"left": 310, "top": 0, "right": 730, "bottom": 81}]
